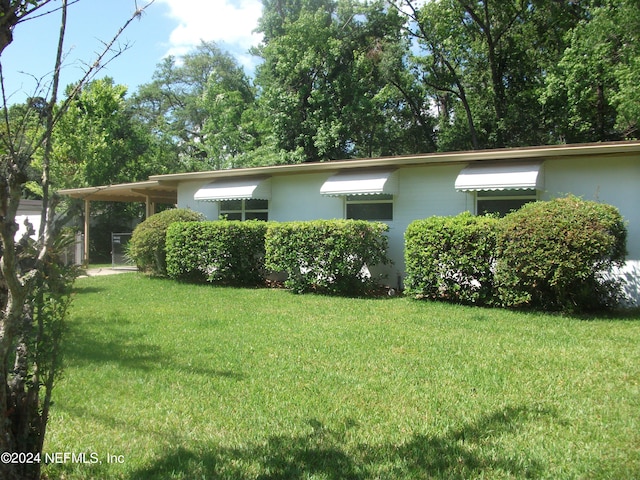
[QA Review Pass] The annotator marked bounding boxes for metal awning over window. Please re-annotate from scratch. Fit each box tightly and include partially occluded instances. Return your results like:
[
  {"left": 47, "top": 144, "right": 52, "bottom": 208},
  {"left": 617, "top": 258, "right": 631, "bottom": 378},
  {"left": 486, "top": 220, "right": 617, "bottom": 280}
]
[
  {"left": 320, "top": 170, "right": 397, "bottom": 196},
  {"left": 194, "top": 177, "right": 271, "bottom": 201},
  {"left": 455, "top": 161, "right": 544, "bottom": 191}
]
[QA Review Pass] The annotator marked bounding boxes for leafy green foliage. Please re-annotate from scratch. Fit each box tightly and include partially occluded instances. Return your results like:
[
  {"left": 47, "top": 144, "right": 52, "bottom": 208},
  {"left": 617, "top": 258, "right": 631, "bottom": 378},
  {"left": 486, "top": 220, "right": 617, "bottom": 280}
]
[
  {"left": 404, "top": 213, "right": 500, "bottom": 305},
  {"left": 265, "top": 220, "right": 390, "bottom": 295},
  {"left": 131, "top": 41, "right": 257, "bottom": 171},
  {"left": 543, "top": 0, "right": 640, "bottom": 141},
  {"left": 255, "top": 0, "right": 425, "bottom": 161},
  {"left": 495, "top": 196, "right": 627, "bottom": 312},
  {"left": 165, "top": 220, "right": 268, "bottom": 286},
  {"left": 127, "top": 209, "right": 204, "bottom": 276}
]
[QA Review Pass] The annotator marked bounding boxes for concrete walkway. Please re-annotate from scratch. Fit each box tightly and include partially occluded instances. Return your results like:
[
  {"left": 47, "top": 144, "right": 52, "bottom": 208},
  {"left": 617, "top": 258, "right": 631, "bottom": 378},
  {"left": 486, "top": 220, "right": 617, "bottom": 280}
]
[{"left": 81, "top": 266, "right": 138, "bottom": 277}]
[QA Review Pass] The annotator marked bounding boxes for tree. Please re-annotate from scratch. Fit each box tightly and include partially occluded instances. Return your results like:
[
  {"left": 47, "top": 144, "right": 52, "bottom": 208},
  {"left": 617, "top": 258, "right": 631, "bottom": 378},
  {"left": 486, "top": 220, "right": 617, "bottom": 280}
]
[
  {"left": 0, "top": 2, "right": 155, "bottom": 478},
  {"left": 255, "top": 0, "right": 429, "bottom": 162},
  {"left": 395, "top": 0, "right": 584, "bottom": 149},
  {"left": 47, "top": 77, "right": 174, "bottom": 261},
  {"left": 131, "top": 41, "right": 257, "bottom": 171},
  {"left": 543, "top": 0, "right": 640, "bottom": 142}
]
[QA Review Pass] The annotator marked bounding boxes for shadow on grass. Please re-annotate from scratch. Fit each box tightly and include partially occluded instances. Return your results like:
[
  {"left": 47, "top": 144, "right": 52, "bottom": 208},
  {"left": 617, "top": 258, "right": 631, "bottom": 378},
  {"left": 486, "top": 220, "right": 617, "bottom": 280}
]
[
  {"left": 129, "top": 405, "right": 552, "bottom": 480},
  {"left": 62, "top": 314, "right": 244, "bottom": 380}
]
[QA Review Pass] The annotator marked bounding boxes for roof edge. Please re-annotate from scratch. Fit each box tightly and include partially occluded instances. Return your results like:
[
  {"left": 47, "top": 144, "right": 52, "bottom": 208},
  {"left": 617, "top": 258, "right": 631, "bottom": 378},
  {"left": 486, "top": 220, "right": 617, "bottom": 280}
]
[{"left": 150, "top": 141, "right": 640, "bottom": 184}]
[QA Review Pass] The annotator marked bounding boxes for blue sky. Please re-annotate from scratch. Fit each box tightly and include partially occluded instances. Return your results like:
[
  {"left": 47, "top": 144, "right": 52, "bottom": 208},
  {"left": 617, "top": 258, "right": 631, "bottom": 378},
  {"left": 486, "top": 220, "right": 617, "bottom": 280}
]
[{"left": 1, "top": 0, "right": 264, "bottom": 104}]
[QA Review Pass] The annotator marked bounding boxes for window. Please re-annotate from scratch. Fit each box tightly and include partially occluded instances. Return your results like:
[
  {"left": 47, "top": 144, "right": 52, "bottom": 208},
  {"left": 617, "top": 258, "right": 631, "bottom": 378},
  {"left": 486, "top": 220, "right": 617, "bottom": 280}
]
[
  {"left": 476, "top": 189, "right": 537, "bottom": 216},
  {"left": 220, "top": 199, "right": 268, "bottom": 221},
  {"left": 345, "top": 194, "right": 393, "bottom": 221}
]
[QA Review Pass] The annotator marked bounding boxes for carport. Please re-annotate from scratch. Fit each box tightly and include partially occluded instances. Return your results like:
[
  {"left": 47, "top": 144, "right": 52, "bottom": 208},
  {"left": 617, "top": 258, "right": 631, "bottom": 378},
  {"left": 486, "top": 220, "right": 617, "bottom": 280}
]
[{"left": 58, "top": 180, "right": 177, "bottom": 264}]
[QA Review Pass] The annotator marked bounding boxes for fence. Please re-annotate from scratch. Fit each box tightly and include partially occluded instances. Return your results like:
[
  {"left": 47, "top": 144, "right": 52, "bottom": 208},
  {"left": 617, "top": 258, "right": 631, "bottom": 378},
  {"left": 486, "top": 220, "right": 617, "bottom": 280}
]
[{"left": 111, "top": 232, "right": 133, "bottom": 269}]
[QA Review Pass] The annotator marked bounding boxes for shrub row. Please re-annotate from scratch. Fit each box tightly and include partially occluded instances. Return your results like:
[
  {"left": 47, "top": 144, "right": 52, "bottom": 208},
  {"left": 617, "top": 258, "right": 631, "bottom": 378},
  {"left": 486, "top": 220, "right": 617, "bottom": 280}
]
[
  {"left": 404, "top": 212, "right": 499, "bottom": 305},
  {"left": 405, "top": 196, "right": 627, "bottom": 312},
  {"left": 495, "top": 196, "right": 627, "bottom": 311},
  {"left": 151, "top": 217, "right": 390, "bottom": 295},
  {"left": 166, "top": 220, "right": 268, "bottom": 286},
  {"left": 265, "top": 220, "right": 390, "bottom": 295},
  {"left": 127, "top": 208, "right": 205, "bottom": 276}
]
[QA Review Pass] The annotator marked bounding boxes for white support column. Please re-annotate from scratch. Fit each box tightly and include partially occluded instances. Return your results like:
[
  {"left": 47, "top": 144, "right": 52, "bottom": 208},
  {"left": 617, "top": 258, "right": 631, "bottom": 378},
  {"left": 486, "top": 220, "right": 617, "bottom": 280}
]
[{"left": 83, "top": 199, "right": 90, "bottom": 266}]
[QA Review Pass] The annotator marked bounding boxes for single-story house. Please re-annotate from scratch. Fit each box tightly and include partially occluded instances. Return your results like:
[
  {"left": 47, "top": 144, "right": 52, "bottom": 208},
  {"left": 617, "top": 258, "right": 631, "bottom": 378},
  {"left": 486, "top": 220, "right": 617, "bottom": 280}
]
[{"left": 59, "top": 141, "right": 640, "bottom": 305}]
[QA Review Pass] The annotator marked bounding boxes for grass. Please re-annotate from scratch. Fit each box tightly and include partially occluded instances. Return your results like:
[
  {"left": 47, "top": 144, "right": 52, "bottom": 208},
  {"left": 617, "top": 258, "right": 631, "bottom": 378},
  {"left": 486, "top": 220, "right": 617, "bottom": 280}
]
[{"left": 43, "top": 274, "right": 640, "bottom": 479}]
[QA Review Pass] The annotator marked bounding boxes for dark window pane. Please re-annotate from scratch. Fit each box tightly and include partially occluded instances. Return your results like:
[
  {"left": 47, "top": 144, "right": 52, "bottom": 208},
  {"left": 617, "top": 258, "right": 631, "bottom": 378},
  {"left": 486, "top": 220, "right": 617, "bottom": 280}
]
[
  {"left": 245, "top": 212, "right": 268, "bottom": 221},
  {"left": 347, "top": 202, "right": 393, "bottom": 221},
  {"left": 245, "top": 199, "right": 268, "bottom": 210},
  {"left": 346, "top": 194, "right": 393, "bottom": 202},
  {"left": 477, "top": 199, "right": 533, "bottom": 217},
  {"left": 220, "top": 200, "right": 242, "bottom": 211}
]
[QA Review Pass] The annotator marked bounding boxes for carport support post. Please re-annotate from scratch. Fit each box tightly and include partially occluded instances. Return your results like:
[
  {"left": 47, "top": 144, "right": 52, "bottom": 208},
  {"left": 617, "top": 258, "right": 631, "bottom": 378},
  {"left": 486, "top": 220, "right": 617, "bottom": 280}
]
[
  {"left": 83, "top": 199, "right": 90, "bottom": 266},
  {"left": 145, "top": 196, "right": 155, "bottom": 218}
]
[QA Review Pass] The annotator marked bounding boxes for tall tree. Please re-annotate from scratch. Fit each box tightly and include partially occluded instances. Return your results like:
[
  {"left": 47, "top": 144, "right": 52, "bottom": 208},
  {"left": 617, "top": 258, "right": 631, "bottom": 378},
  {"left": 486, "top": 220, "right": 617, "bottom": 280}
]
[
  {"left": 0, "top": 2, "right": 155, "bottom": 478},
  {"left": 255, "top": 0, "right": 429, "bottom": 162},
  {"left": 51, "top": 78, "right": 169, "bottom": 188},
  {"left": 396, "top": 0, "right": 584, "bottom": 149},
  {"left": 131, "top": 41, "right": 257, "bottom": 171},
  {"left": 543, "top": 0, "right": 640, "bottom": 142}
]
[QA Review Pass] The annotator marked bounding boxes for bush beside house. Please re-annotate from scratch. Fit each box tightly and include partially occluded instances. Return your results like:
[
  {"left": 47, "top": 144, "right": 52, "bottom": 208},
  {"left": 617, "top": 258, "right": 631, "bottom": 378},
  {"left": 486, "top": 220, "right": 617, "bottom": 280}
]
[
  {"left": 136, "top": 196, "right": 627, "bottom": 310},
  {"left": 404, "top": 212, "right": 499, "bottom": 306},
  {"left": 265, "top": 220, "right": 390, "bottom": 296},
  {"left": 127, "top": 208, "right": 205, "bottom": 276},
  {"left": 166, "top": 220, "right": 268, "bottom": 286},
  {"left": 405, "top": 196, "right": 627, "bottom": 312},
  {"left": 495, "top": 196, "right": 627, "bottom": 311}
]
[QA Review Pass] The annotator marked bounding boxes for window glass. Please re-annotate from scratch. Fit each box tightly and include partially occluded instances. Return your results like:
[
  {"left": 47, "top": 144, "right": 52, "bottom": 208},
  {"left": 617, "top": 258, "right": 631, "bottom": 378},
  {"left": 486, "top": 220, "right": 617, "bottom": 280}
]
[
  {"left": 245, "top": 199, "right": 268, "bottom": 210},
  {"left": 346, "top": 194, "right": 393, "bottom": 202},
  {"left": 347, "top": 203, "right": 393, "bottom": 221},
  {"left": 345, "top": 194, "right": 393, "bottom": 221},
  {"left": 220, "top": 199, "right": 268, "bottom": 221},
  {"left": 476, "top": 190, "right": 536, "bottom": 216},
  {"left": 220, "top": 200, "right": 242, "bottom": 211}
]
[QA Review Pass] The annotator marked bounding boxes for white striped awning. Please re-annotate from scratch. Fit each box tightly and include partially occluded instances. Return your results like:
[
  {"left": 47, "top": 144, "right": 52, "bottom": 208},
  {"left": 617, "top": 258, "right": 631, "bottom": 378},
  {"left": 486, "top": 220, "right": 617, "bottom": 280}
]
[
  {"left": 194, "top": 177, "right": 271, "bottom": 201},
  {"left": 455, "top": 162, "right": 543, "bottom": 191},
  {"left": 320, "top": 170, "right": 397, "bottom": 196}
]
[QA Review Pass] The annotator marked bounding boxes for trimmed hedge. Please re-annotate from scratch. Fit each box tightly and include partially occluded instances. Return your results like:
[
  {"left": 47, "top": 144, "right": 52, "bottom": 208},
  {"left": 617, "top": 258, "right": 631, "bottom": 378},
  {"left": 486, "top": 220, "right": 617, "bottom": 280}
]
[
  {"left": 404, "top": 197, "right": 627, "bottom": 312},
  {"left": 265, "top": 220, "right": 390, "bottom": 295},
  {"left": 495, "top": 196, "right": 627, "bottom": 311},
  {"left": 165, "top": 220, "right": 268, "bottom": 286},
  {"left": 404, "top": 212, "right": 500, "bottom": 305},
  {"left": 128, "top": 208, "right": 205, "bottom": 276}
]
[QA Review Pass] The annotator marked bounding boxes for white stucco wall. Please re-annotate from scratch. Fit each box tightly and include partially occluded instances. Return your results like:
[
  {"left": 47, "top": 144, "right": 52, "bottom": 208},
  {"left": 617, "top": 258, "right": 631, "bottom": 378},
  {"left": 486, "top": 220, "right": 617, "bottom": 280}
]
[
  {"left": 270, "top": 172, "right": 343, "bottom": 221},
  {"left": 178, "top": 180, "right": 220, "bottom": 219}
]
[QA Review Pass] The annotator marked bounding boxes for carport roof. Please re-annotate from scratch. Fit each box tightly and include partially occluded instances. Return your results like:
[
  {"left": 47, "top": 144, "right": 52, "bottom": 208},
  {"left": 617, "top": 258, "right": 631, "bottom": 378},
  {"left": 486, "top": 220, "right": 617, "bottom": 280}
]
[{"left": 57, "top": 180, "right": 177, "bottom": 204}]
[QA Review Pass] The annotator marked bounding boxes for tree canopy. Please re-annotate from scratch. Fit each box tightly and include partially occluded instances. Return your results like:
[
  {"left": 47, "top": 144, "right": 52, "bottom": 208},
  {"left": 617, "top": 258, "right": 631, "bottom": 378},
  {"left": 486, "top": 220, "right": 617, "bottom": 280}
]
[{"left": 11, "top": 0, "right": 640, "bottom": 188}]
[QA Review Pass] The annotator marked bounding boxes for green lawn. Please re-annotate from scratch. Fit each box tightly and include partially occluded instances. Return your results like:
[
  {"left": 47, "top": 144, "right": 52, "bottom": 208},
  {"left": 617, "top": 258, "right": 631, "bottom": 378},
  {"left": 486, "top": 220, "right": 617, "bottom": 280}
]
[{"left": 43, "top": 274, "right": 640, "bottom": 479}]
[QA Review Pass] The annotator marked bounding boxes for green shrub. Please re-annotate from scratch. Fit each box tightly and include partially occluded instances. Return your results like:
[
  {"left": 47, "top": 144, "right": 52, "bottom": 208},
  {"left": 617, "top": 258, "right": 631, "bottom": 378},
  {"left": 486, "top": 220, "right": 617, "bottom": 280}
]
[
  {"left": 265, "top": 220, "right": 390, "bottom": 296},
  {"left": 166, "top": 220, "right": 268, "bottom": 286},
  {"left": 495, "top": 195, "right": 627, "bottom": 312},
  {"left": 127, "top": 208, "right": 204, "bottom": 276},
  {"left": 404, "top": 212, "right": 500, "bottom": 305}
]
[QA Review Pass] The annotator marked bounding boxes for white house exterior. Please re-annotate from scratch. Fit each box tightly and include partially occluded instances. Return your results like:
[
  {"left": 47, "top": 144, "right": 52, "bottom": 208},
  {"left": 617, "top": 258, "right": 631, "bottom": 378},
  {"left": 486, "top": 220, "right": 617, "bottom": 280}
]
[{"left": 59, "top": 141, "right": 640, "bottom": 305}]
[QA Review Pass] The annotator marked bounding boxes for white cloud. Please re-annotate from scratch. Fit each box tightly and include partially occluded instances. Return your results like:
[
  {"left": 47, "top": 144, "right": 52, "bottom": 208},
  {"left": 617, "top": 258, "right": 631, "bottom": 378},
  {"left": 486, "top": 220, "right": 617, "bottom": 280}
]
[{"left": 158, "top": 0, "right": 264, "bottom": 60}]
